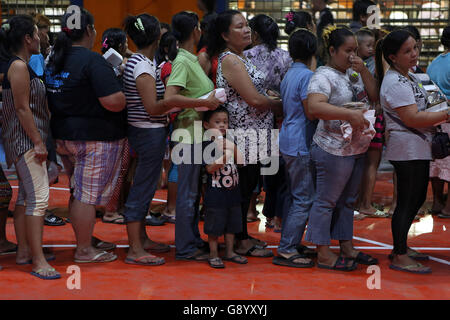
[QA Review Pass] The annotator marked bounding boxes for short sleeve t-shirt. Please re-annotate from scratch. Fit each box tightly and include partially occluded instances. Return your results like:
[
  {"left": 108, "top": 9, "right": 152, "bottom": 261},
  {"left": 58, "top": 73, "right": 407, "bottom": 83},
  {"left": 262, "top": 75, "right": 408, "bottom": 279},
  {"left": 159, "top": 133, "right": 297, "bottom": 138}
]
[
  {"left": 167, "top": 48, "right": 214, "bottom": 144},
  {"left": 45, "top": 46, "right": 126, "bottom": 141},
  {"left": 279, "top": 62, "right": 317, "bottom": 156},
  {"left": 427, "top": 52, "right": 450, "bottom": 100},
  {"left": 381, "top": 69, "right": 434, "bottom": 161},
  {"left": 123, "top": 54, "right": 168, "bottom": 128},
  {"left": 307, "top": 66, "right": 371, "bottom": 156},
  {"left": 203, "top": 141, "right": 241, "bottom": 208}
]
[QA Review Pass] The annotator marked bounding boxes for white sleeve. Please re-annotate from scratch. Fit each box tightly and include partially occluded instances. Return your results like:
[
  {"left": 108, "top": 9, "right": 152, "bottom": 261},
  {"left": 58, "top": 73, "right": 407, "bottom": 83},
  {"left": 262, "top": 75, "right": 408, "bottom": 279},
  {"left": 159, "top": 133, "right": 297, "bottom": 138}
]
[{"left": 133, "top": 59, "right": 156, "bottom": 80}]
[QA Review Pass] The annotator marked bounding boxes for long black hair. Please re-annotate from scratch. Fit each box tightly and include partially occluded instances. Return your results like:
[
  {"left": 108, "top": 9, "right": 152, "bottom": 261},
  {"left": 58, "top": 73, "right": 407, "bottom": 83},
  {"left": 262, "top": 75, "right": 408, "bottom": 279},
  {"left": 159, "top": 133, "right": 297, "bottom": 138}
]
[
  {"left": 197, "top": 12, "right": 217, "bottom": 52},
  {"left": 375, "top": 30, "right": 413, "bottom": 89},
  {"left": 249, "top": 14, "right": 279, "bottom": 51},
  {"left": 101, "top": 28, "right": 127, "bottom": 54},
  {"left": 47, "top": 7, "right": 94, "bottom": 75},
  {"left": 442, "top": 26, "right": 450, "bottom": 48},
  {"left": 0, "top": 15, "right": 36, "bottom": 62},
  {"left": 206, "top": 10, "right": 241, "bottom": 58},
  {"left": 123, "top": 14, "right": 160, "bottom": 50},
  {"left": 171, "top": 11, "right": 199, "bottom": 43},
  {"left": 155, "top": 32, "right": 178, "bottom": 65},
  {"left": 284, "top": 11, "right": 313, "bottom": 35}
]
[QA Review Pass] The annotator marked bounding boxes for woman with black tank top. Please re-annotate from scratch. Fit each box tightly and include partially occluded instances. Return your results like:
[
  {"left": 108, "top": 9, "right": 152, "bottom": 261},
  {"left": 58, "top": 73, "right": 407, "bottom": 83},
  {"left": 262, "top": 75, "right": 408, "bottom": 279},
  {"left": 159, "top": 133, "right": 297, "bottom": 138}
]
[{"left": 0, "top": 15, "right": 58, "bottom": 279}]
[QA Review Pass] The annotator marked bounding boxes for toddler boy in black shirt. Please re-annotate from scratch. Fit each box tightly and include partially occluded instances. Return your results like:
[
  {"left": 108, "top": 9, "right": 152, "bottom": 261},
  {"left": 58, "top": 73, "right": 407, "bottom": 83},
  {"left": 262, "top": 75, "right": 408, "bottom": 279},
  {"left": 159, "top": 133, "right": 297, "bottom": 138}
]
[{"left": 203, "top": 107, "right": 247, "bottom": 269}]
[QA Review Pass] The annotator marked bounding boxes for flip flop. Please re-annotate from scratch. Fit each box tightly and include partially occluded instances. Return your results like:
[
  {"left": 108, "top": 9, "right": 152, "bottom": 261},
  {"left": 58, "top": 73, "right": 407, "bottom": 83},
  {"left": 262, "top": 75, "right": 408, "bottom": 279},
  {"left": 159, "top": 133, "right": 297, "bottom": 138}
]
[
  {"left": 74, "top": 251, "right": 117, "bottom": 263},
  {"left": 0, "top": 245, "right": 17, "bottom": 256},
  {"left": 360, "top": 209, "right": 389, "bottom": 218},
  {"left": 223, "top": 255, "right": 248, "bottom": 265},
  {"left": 30, "top": 268, "right": 61, "bottom": 280},
  {"left": 144, "top": 242, "right": 171, "bottom": 253},
  {"left": 93, "top": 240, "right": 116, "bottom": 251},
  {"left": 176, "top": 249, "right": 209, "bottom": 261},
  {"left": 102, "top": 216, "right": 125, "bottom": 225},
  {"left": 388, "top": 250, "right": 429, "bottom": 261},
  {"left": 272, "top": 255, "right": 314, "bottom": 268},
  {"left": 161, "top": 214, "right": 176, "bottom": 224},
  {"left": 238, "top": 245, "right": 273, "bottom": 258},
  {"left": 125, "top": 255, "right": 165, "bottom": 266},
  {"left": 208, "top": 257, "right": 225, "bottom": 269},
  {"left": 349, "top": 252, "right": 379, "bottom": 265},
  {"left": 438, "top": 213, "right": 450, "bottom": 219},
  {"left": 389, "top": 263, "right": 432, "bottom": 274},
  {"left": 317, "top": 256, "right": 358, "bottom": 272},
  {"left": 296, "top": 244, "right": 318, "bottom": 258}
]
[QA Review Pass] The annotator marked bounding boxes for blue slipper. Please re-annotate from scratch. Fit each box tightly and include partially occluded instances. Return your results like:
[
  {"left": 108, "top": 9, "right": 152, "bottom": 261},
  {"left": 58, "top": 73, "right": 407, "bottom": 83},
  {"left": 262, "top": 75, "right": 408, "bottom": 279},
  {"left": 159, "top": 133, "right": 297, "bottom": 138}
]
[{"left": 30, "top": 268, "right": 61, "bottom": 280}]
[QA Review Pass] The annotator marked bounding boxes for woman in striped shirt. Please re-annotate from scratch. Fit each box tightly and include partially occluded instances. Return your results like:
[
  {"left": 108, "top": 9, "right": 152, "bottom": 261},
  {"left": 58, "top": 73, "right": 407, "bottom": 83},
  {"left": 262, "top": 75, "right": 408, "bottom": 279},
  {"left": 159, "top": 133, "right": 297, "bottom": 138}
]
[{"left": 0, "top": 15, "right": 58, "bottom": 279}]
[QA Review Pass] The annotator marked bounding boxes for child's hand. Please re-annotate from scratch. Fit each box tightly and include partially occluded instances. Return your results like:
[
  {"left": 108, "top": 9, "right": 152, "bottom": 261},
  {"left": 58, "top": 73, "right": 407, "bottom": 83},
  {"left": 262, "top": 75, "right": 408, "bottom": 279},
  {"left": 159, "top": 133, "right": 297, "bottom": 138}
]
[{"left": 349, "top": 55, "right": 366, "bottom": 74}]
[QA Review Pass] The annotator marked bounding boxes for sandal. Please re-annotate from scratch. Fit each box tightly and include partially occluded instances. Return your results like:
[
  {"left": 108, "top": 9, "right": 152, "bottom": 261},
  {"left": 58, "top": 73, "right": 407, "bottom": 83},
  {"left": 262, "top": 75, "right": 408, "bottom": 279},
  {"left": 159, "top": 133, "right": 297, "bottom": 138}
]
[
  {"left": 102, "top": 215, "right": 125, "bottom": 225},
  {"left": 273, "top": 254, "right": 314, "bottom": 268},
  {"left": 318, "top": 256, "right": 358, "bottom": 272},
  {"left": 296, "top": 244, "right": 318, "bottom": 258},
  {"left": 208, "top": 257, "right": 225, "bottom": 269},
  {"left": 349, "top": 252, "right": 379, "bottom": 265},
  {"left": 144, "top": 242, "right": 171, "bottom": 253},
  {"left": 360, "top": 209, "right": 389, "bottom": 218},
  {"left": 223, "top": 255, "right": 248, "bottom": 265},
  {"left": 248, "top": 236, "right": 267, "bottom": 248},
  {"left": 389, "top": 263, "right": 432, "bottom": 274},
  {"left": 125, "top": 255, "right": 165, "bottom": 266},
  {"left": 92, "top": 238, "right": 116, "bottom": 251},
  {"left": 30, "top": 267, "right": 61, "bottom": 280},
  {"left": 176, "top": 249, "right": 209, "bottom": 261},
  {"left": 388, "top": 250, "right": 429, "bottom": 261},
  {"left": 237, "top": 245, "right": 273, "bottom": 258},
  {"left": 74, "top": 251, "right": 117, "bottom": 263},
  {"left": 438, "top": 213, "right": 450, "bottom": 219}
]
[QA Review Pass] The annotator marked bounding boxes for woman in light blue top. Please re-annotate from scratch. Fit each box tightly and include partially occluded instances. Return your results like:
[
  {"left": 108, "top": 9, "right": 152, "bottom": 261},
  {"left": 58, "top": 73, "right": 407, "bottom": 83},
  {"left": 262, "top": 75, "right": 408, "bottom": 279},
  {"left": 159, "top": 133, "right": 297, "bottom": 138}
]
[
  {"left": 273, "top": 29, "right": 318, "bottom": 268},
  {"left": 427, "top": 26, "right": 450, "bottom": 101}
]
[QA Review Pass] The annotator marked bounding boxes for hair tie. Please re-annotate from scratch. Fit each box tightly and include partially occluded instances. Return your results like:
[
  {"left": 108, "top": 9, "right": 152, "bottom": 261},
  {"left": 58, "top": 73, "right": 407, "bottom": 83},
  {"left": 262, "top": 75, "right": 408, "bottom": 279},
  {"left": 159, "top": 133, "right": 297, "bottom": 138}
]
[
  {"left": 285, "top": 12, "right": 294, "bottom": 23},
  {"left": 62, "top": 27, "right": 72, "bottom": 35},
  {"left": 1, "top": 23, "right": 10, "bottom": 32},
  {"left": 135, "top": 17, "right": 145, "bottom": 33},
  {"left": 102, "top": 38, "right": 109, "bottom": 49}
]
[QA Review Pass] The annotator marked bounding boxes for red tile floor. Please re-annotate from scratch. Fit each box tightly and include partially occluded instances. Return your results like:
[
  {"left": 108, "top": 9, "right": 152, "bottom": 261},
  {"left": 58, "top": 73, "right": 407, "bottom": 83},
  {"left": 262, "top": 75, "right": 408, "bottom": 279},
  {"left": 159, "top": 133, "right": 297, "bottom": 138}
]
[{"left": 0, "top": 172, "right": 448, "bottom": 300}]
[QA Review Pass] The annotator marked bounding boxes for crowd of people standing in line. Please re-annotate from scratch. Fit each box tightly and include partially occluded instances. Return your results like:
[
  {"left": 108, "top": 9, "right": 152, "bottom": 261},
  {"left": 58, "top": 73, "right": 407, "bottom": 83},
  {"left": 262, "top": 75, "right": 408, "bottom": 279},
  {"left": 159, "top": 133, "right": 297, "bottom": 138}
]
[{"left": 0, "top": 0, "right": 449, "bottom": 279}]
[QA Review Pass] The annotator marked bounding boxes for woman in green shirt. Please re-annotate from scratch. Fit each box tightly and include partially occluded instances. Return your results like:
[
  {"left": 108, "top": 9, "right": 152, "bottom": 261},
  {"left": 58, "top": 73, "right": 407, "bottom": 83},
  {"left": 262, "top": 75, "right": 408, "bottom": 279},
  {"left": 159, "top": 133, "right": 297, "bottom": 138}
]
[{"left": 165, "top": 11, "right": 221, "bottom": 261}]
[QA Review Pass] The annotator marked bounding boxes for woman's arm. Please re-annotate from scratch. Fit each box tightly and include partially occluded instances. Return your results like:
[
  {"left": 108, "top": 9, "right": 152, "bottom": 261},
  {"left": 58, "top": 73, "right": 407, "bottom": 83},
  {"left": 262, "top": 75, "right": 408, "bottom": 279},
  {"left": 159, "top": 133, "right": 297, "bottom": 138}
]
[
  {"left": 351, "top": 56, "right": 379, "bottom": 103},
  {"left": 307, "top": 93, "right": 368, "bottom": 131},
  {"left": 221, "top": 54, "right": 282, "bottom": 114},
  {"left": 98, "top": 92, "right": 126, "bottom": 112},
  {"left": 395, "top": 104, "right": 448, "bottom": 128},
  {"left": 302, "top": 99, "right": 316, "bottom": 121},
  {"left": 164, "top": 85, "right": 220, "bottom": 110},
  {"left": 198, "top": 51, "right": 212, "bottom": 76},
  {"left": 9, "top": 61, "right": 47, "bottom": 162},
  {"left": 135, "top": 73, "right": 167, "bottom": 116}
]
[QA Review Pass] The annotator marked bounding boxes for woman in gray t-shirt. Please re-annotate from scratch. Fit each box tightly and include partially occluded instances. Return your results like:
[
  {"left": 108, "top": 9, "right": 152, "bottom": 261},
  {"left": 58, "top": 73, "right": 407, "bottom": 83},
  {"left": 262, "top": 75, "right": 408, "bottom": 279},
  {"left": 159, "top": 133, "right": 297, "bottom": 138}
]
[
  {"left": 306, "top": 26, "right": 379, "bottom": 271},
  {"left": 377, "top": 30, "right": 449, "bottom": 274}
]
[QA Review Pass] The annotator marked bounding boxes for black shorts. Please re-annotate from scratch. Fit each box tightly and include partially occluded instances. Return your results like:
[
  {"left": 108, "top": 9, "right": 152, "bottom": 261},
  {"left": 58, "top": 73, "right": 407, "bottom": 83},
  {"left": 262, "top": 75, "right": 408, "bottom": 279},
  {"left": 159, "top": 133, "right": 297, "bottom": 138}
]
[{"left": 203, "top": 206, "right": 242, "bottom": 237}]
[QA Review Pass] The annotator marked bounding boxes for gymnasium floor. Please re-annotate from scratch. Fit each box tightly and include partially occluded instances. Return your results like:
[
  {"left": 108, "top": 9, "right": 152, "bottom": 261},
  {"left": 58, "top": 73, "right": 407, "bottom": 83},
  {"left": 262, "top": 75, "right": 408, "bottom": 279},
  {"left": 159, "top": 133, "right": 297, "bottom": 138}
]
[{"left": 0, "top": 171, "right": 448, "bottom": 300}]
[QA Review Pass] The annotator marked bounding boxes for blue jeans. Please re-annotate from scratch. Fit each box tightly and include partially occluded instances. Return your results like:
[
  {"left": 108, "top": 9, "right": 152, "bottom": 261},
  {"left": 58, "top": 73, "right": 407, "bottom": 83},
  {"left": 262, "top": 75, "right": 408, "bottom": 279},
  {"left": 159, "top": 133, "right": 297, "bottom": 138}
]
[
  {"left": 175, "top": 143, "right": 205, "bottom": 258},
  {"left": 278, "top": 153, "right": 315, "bottom": 254},
  {"left": 305, "top": 144, "right": 365, "bottom": 245},
  {"left": 124, "top": 125, "right": 168, "bottom": 222}
]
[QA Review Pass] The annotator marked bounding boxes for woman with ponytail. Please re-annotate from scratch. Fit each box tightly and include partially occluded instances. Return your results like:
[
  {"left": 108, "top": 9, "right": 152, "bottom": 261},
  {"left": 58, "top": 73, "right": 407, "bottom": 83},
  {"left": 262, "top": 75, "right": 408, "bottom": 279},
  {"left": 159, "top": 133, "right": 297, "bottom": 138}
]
[
  {"left": 0, "top": 15, "right": 58, "bottom": 279},
  {"left": 44, "top": 7, "right": 126, "bottom": 264},
  {"left": 306, "top": 25, "right": 379, "bottom": 271},
  {"left": 377, "top": 30, "right": 449, "bottom": 274},
  {"left": 164, "top": 11, "right": 221, "bottom": 262},
  {"left": 120, "top": 13, "right": 172, "bottom": 266}
]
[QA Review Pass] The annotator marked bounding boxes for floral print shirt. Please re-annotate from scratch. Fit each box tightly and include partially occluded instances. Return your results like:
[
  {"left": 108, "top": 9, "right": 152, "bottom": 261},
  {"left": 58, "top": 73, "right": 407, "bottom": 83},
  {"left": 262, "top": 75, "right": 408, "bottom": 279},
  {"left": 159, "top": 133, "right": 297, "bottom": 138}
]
[
  {"left": 244, "top": 44, "right": 292, "bottom": 93},
  {"left": 217, "top": 51, "right": 275, "bottom": 164}
]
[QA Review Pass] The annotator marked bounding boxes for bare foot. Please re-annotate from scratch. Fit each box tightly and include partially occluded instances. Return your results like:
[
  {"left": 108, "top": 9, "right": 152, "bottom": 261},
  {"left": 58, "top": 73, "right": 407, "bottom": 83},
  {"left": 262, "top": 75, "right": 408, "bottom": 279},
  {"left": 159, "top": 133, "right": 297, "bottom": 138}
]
[{"left": 142, "top": 238, "right": 170, "bottom": 253}]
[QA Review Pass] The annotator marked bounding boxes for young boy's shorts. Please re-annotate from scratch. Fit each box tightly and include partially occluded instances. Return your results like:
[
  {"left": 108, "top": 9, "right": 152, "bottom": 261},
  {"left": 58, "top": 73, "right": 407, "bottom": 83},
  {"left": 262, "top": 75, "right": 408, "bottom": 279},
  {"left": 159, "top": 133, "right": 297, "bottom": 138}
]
[{"left": 204, "top": 206, "right": 242, "bottom": 237}]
